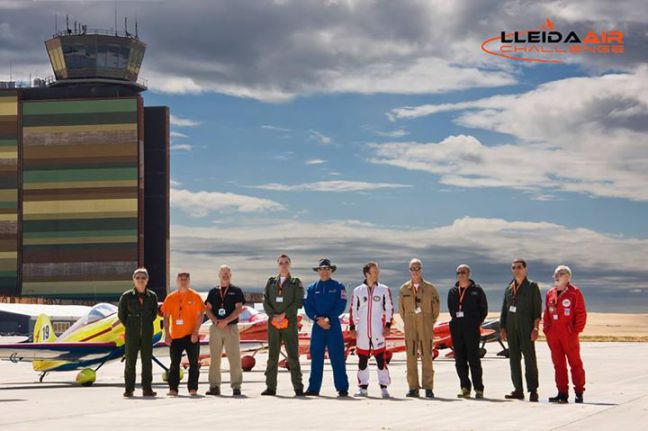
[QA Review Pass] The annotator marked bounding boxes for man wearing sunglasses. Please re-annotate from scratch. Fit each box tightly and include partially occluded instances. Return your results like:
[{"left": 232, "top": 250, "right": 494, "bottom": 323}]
[
  {"left": 118, "top": 267, "right": 159, "bottom": 397},
  {"left": 543, "top": 265, "right": 587, "bottom": 404},
  {"left": 399, "top": 258, "right": 440, "bottom": 398},
  {"left": 262, "top": 254, "right": 305, "bottom": 396},
  {"left": 500, "top": 258, "right": 542, "bottom": 402},
  {"left": 448, "top": 264, "right": 488, "bottom": 399},
  {"left": 303, "top": 258, "right": 349, "bottom": 397}
]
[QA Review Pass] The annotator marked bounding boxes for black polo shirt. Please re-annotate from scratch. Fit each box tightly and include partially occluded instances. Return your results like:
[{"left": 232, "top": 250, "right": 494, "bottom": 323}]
[{"left": 205, "top": 285, "right": 245, "bottom": 325}]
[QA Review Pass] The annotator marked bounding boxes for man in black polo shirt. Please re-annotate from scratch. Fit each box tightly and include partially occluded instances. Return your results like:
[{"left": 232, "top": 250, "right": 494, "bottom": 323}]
[{"left": 205, "top": 264, "right": 246, "bottom": 396}]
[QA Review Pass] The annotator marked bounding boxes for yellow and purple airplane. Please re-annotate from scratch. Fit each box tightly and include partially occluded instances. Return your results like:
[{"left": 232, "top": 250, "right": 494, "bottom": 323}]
[{"left": 0, "top": 303, "right": 168, "bottom": 386}]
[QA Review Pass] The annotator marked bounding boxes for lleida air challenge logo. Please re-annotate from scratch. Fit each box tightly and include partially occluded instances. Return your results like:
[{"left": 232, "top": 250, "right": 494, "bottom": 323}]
[{"left": 481, "top": 18, "right": 624, "bottom": 63}]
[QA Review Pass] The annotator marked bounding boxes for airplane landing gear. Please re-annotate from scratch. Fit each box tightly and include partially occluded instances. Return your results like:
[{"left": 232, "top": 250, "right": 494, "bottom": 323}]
[
  {"left": 75, "top": 368, "right": 96, "bottom": 386},
  {"left": 39, "top": 371, "right": 48, "bottom": 383},
  {"left": 241, "top": 355, "right": 256, "bottom": 372}
]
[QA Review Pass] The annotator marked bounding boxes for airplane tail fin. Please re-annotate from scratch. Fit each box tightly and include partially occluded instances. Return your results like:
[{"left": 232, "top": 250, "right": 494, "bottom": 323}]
[{"left": 33, "top": 314, "right": 56, "bottom": 343}]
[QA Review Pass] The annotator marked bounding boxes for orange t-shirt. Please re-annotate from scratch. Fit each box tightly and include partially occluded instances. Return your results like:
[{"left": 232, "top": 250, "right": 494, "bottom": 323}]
[{"left": 161, "top": 288, "right": 205, "bottom": 339}]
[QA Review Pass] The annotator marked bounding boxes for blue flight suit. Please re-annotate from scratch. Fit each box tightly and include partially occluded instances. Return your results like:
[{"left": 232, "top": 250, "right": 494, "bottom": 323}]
[{"left": 304, "top": 279, "right": 349, "bottom": 393}]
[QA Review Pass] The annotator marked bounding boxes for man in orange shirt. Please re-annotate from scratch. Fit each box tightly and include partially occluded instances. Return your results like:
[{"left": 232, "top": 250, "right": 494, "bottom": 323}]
[{"left": 161, "top": 270, "right": 205, "bottom": 396}]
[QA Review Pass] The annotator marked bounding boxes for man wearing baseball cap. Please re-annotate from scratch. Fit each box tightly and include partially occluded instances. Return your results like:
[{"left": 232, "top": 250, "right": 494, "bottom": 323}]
[
  {"left": 304, "top": 259, "right": 349, "bottom": 397},
  {"left": 118, "top": 267, "right": 159, "bottom": 397}
]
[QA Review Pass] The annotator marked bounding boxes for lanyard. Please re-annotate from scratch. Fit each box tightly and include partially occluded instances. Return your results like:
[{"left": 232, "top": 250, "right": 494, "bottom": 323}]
[
  {"left": 219, "top": 285, "right": 229, "bottom": 306},
  {"left": 412, "top": 283, "right": 418, "bottom": 298},
  {"left": 511, "top": 281, "right": 521, "bottom": 305},
  {"left": 458, "top": 286, "right": 468, "bottom": 310}
]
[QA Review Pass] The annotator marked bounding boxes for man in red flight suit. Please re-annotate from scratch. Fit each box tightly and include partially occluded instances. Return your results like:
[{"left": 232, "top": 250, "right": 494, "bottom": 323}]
[{"left": 543, "top": 265, "right": 587, "bottom": 404}]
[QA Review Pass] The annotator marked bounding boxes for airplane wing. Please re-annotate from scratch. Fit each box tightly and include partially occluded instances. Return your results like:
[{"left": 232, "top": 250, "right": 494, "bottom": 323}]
[{"left": 0, "top": 342, "right": 117, "bottom": 362}]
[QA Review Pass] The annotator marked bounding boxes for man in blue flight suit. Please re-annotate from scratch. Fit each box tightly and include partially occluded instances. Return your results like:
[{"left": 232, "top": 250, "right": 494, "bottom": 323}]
[{"left": 304, "top": 258, "right": 349, "bottom": 397}]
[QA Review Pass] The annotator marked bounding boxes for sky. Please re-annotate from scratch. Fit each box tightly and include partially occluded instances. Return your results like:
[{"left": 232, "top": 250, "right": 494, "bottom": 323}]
[{"left": 2, "top": 0, "right": 647, "bottom": 311}]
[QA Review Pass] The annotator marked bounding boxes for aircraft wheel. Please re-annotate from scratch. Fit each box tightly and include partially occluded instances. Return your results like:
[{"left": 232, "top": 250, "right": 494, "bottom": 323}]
[
  {"left": 479, "top": 348, "right": 487, "bottom": 358},
  {"left": 241, "top": 355, "right": 256, "bottom": 372},
  {"left": 76, "top": 368, "right": 96, "bottom": 386},
  {"left": 162, "top": 368, "right": 185, "bottom": 382}
]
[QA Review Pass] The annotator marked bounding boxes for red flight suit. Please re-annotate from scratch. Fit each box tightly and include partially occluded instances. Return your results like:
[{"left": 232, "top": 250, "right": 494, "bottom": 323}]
[{"left": 543, "top": 283, "right": 587, "bottom": 394}]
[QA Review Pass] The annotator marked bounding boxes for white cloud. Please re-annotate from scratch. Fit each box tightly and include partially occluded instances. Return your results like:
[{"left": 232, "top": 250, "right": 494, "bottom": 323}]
[
  {"left": 170, "top": 216, "right": 648, "bottom": 301},
  {"left": 261, "top": 125, "right": 291, "bottom": 132},
  {"left": 308, "top": 130, "right": 333, "bottom": 145},
  {"left": 170, "top": 188, "right": 284, "bottom": 217},
  {"left": 170, "top": 114, "right": 201, "bottom": 128},
  {"left": 380, "top": 68, "right": 648, "bottom": 201},
  {"left": 374, "top": 128, "right": 410, "bottom": 138},
  {"left": 170, "top": 144, "right": 193, "bottom": 152},
  {"left": 252, "top": 180, "right": 411, "bottom": 192},
  {"left": 305, "top": 159, "right": 327, "bottom": 165},
  {"left": 170, "top": 131, "right": 189, "bottom": 139}
]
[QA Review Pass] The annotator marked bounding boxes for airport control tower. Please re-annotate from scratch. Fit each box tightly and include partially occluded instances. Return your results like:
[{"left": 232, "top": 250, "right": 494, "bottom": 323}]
[{"left": 0, "top": 22, "right": 169, "bottom": 302}]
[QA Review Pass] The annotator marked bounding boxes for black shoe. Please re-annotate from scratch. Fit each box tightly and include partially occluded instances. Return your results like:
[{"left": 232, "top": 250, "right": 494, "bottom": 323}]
[
  {"left": 575, "top": 392, "right": 584, "bottom": 403},
  {"left": 304, "top": 390, "right": 319, "bottom": 396},
  {"left": 261, "top": 388, "right": 276, "bottom": 396},
  {"left": 425, "top": 390, "right": 435, "bottom": 399},
  {"left": 338, "top": 391, "right": 349, "bottom": 397},
  {"left": 294, "top": 389, "right": 305, "bottom": 397},
  {"left": 206, "top": 387, "right": 221, "bottom": 396},
  {"left": 549, "top": 392, "right": 568, "bottom": 403},
  {"left": 233, "top": 388, "right": 242, "bottom": 396},
  {"left": 529, "top": 391, "right": 539, "bottom": 402},
  {"left": 505, "top": 390, "right": 524, "bottom": 400},
  {"left": 142, "top": 389, "right": 157, "bottom": 397},
  {"left": 406, "top": 389, "right": 420, "bottom": 398},
  {"left": 123, "top": 390, "right": 134, "bottom": 398}
]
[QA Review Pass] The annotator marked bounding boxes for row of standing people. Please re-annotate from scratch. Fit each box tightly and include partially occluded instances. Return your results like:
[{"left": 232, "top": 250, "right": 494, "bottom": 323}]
[{"left": 118, "top": 256, "right": 587, "bottom": 404}]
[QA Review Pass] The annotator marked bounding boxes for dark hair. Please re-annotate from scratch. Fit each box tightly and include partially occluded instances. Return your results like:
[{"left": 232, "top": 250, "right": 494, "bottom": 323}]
[
  {"left": 277, "top": 254, "right": 291, "bottom": 263},
  {"left": 362, "top": 261, "right": 378, "bottom": 277},
  {"left": 512, "top": 258, "right": 527, "bottom": 268}
]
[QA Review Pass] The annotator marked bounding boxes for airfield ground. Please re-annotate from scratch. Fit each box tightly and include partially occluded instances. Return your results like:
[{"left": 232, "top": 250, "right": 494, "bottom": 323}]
[{"left": 0, "top": 342, "right": 647, "bottom": 430}]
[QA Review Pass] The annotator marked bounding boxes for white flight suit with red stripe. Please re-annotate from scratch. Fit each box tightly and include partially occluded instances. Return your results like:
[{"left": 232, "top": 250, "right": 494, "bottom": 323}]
[{"left": 350, "top": 282, "right": 394, "bottom": 387}]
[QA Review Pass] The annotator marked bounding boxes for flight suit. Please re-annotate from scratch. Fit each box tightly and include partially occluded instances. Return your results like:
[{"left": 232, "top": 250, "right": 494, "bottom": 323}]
[
  {"left": 263, "top": 275, "right": 304, "bottom": 392},
  {"left": 500, "top": 278, "right": 542, "bottom": 393},
  {"left": 304, "top": 279, "right": 349, "bottom": 393},
  {"left": 399, "top": 279, "right": 440, "bottom": 391},
  {"left": 117, "top": 288, "right": 158, "bottom": 393},
  {"left": 543, "top": 284, "right": 587, "bottom": 394}
]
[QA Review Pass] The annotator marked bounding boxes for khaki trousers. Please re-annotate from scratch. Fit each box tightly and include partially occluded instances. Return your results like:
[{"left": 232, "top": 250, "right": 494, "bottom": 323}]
[{"left": 208, "top": 324, "right": 243, "bottom": 389}]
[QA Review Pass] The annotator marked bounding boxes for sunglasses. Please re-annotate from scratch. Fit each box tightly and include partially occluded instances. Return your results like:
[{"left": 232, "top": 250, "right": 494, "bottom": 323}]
[
  {"left": 409, "top": 267, "right": 422, "bottom": 272},
  {"left": 511, "top": 265, "right": 524, "bottom": 270},
  {"left": 456, "top": 271, "right": 469, "bottom": 275}
]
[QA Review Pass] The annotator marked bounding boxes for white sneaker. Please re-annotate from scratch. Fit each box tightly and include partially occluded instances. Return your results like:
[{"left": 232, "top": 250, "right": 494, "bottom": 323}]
[
  {"left": 354, "top": 388, "right": 368, "bottom": 397},
  {"left": 381, "top": 387, "right": 390, "bottom": 398}
]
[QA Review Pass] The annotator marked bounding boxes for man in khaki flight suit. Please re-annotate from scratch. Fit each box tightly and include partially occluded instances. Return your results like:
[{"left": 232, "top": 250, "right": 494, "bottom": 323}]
[{"left": 399, "top": 258, "right": 440, "bottom": 398}]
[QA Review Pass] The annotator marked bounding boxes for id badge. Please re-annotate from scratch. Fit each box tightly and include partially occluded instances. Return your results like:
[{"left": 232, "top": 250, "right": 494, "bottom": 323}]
[
  {"left": 218, "top": 308, "right": 226, "bottom": 317},
  {"left": 509, "top": 305, "right": 517, "bottom": 313},
  {"left": 553, "top": 314, "right": 558, "bottom": 320},
  {"left": 415, "top": 306, "right": 422, "bottom": 314},
  {"left": 276, "top": 297, "right": 284, "bottom": 303},
  {"left": 175, "top": 319, "right": 184, "bottom": 326},
  {"left": 456, "top": 311, "right": 464, "bottom": 318}
]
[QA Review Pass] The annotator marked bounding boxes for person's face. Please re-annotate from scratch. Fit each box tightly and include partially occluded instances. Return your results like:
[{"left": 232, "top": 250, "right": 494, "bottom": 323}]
[
  {"left": 219, "top": 268, "right": 232, "bottom": 286},
  {"left": 456, "top": 268, "right": 469, "bottom": 282},
  {"left": 409, "top": 264, "right": 422, "bottom": 280},
  {"left": 278, "top": 258, "right": 291, "bottom": 272},
  {"left": 318, "top": 267, "right": 332, "bottom": 281},
  {"left": 133, "top": 274, "right": 148, "bottom": 291},
  {"left": 366, "top": 266, "right": 379, "bottom": 283},
  {"left": 177, "top": 274, "right": 190, "bottom": 289},
  {"left": 511, "top": 262, "right": 527, "bottom": 278},
  {"left": 554, "top": 271, "right": 570, "bottom": 287}
]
